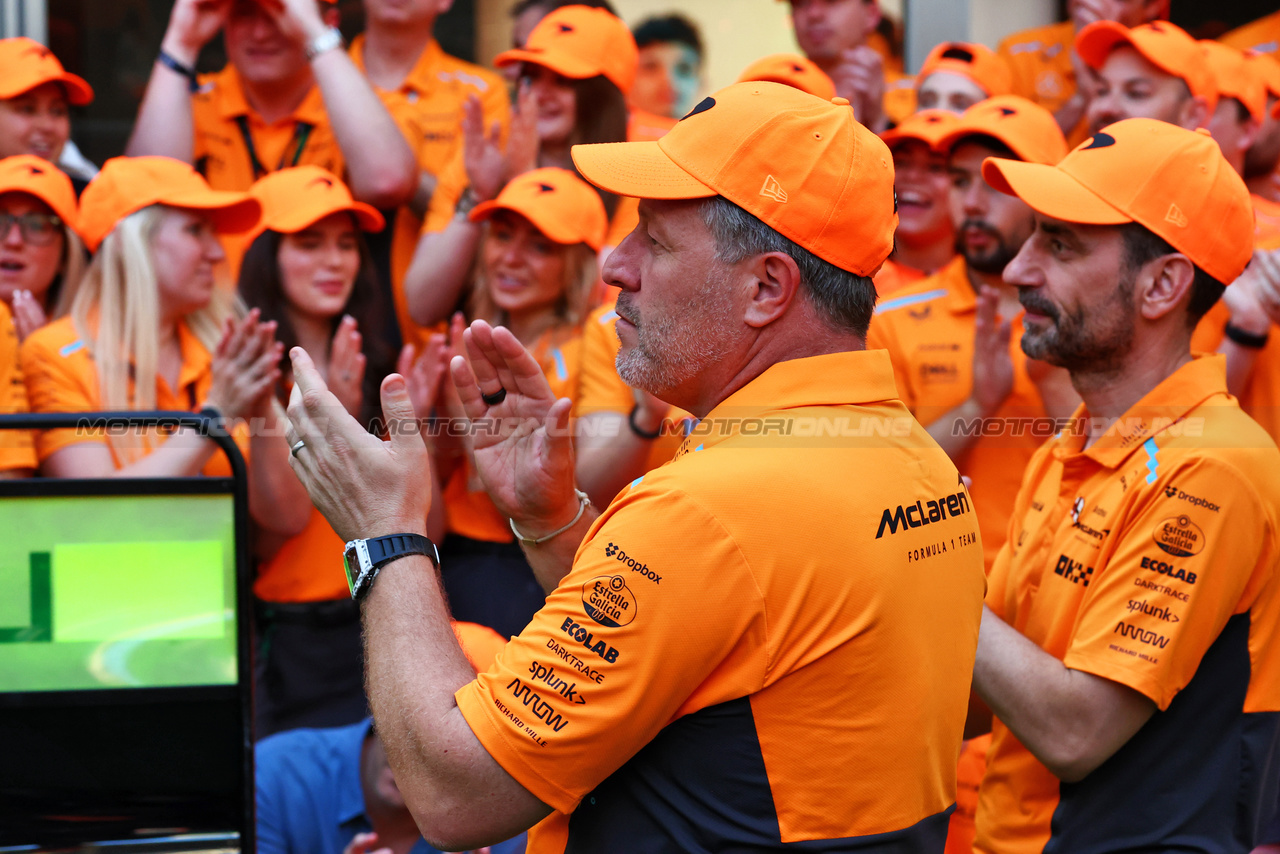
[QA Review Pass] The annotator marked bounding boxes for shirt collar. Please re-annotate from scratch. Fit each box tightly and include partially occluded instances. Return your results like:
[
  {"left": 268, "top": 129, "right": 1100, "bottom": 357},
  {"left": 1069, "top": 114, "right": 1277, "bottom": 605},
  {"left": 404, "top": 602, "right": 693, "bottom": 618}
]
[
  {"left": 936, "top": 256, "right": 978, "bottom": 315},
  {"left": 1051, "top": 354, "right": 1228, "bottom": 468},
  {"left": 348, "top": 35, "right": 445, "bottom": 97},
  {"left": 173, "top": 321, "right": 211, "bottom": 394},
  {"left": 215, "top": 65, "right": 327, "bottom": 127},
  {"left": 679, "top": 349, "right": 899, "bottom": 455}
]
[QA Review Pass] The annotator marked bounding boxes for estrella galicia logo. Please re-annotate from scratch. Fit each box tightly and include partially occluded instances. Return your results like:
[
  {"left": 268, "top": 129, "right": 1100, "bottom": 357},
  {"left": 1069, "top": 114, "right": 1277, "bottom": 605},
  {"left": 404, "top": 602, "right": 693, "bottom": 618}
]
[{"left": 582, "top": 575, "right": 637, "bottom": 627}]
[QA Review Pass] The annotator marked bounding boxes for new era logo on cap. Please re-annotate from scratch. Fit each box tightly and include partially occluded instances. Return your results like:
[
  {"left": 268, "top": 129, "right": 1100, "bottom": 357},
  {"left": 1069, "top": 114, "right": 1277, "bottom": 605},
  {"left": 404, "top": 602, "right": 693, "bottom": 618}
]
[
  {"left": 1081, "top": 132, "right": 1117, "bottom": 150},
  {"left": 558, "top": 23, "right": 573, "bottom": 32},
  {"left": 538, "top": 183, "right": 555, "bottom": 193},
  {"left": 1165, "top": 203, "right": 1188, "bottom": 227},
  {"left": 759, "top": 175, "right": 788, "bottom": 203}
]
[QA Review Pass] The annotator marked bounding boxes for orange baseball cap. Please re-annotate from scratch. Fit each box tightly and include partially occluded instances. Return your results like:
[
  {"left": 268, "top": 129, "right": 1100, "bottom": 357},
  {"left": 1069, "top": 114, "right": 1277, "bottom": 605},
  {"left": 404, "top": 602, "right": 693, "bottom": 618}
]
[
  {"left": 737, "top": 54, "right": 836, "bottom": 101},
  {"left": 0, "top": 37, "right": 92, "bottom": 105},
  {"left": 881, "top": 109, "right": 961, "bottom": 152},
  {"left": 78, "top": 156, "right": 261, "bottom": 252},
  {"left": 0, "top": 155, "right": 80, "bottom": 238},
  {"left": 248, "top": 166, "right": 383, "bottom": 240},
  {"left": 1247, "top": 52, "right": 1280, "bottom": 100},
  {"left": 1076, "top": 21, "right": 1217, "bottom": 114},
  {"left": 916, "top": 41, "right": 1013, "bottom": 98},
  {"left": 935, "top": 95, "right": 1069, "bottom": 164},
  {"left": 470, "top": 167, "right": 608, "bottom": 251},
  {"left": 571, "top": 81, "right": 897, "bottom": 277},
  {"left": 1200, "top": 41, "right": 1267, "bottom": 121},
  {"left": 982, "top": 118, "right": 1252, "bottom": 285},
  {"left": 495, "top": 5, "right": 638, "bottom": 95}
]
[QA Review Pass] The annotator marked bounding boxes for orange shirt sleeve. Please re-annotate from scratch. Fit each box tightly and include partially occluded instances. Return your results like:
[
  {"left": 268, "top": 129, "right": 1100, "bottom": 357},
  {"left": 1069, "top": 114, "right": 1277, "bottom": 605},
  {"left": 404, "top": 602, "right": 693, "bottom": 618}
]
[
  {"left": 454, "top": 484, "right": 763, "bottom": 814},
  {"left": 0, "top": 306, "right": 35, "bottom": 471},
  {"left": 19, "top": 329, "right": 102, "bottom": 461},
  {"left": 1062, "top": 456, "right": 1274, "bottom": 710}
]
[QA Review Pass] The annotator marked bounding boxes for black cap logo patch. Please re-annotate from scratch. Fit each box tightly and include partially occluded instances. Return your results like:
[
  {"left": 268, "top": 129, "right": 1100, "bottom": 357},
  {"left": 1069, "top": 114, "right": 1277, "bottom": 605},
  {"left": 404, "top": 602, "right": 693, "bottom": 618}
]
[
  {"left": 998, "top": 107, "right": 1017, "bottom": 117},
  {"left": 26, "top": 165, "right": 44, "bottom": 175},
  {"left": 308, "top": 177, "right": 335, "bottom": 189},
  {"left": 558, "top": 23, "right": 574, "bottom": 33},
  {"left": 681, "top": 97, "right": 715, "bottom": 121},
  {"left": 538, "top": 183, "right": 555, "bottom": 193},
  {"left": 1081, "top": 132, "right": 1116, "bottom": 150}
]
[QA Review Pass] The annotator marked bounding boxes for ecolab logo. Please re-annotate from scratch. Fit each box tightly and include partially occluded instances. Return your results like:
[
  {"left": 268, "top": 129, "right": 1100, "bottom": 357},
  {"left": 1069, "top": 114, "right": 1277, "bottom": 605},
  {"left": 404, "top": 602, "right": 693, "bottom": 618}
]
[{"left": 876, "top": 489, "right": 971, "bottom": 538}]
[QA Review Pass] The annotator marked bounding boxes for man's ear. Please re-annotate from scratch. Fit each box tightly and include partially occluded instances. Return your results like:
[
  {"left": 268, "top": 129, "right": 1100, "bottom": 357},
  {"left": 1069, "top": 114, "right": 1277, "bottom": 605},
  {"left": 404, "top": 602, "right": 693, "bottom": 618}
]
[
  {"left": 743, "top": 251, "right": 803, "bottom": 328},
  {"left": 1181, "top": 95, "right": 1210, "bottom": 132},
  {"left": 1137, "top": 253, "right": 1196, "bottom": 322}
]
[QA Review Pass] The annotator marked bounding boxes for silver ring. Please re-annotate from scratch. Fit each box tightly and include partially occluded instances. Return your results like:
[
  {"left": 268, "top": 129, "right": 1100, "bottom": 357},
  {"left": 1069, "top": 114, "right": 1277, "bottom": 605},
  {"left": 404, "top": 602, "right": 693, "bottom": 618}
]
[{"left": 290, "top": 439, "right": 306, "bottom": 458}]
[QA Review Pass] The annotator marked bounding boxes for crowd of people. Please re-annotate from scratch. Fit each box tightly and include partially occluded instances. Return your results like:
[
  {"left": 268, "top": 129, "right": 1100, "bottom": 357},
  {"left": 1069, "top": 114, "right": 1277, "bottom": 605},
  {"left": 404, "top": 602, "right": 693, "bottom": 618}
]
[{"left": 3, "top": 0, "right": 1280, "bottom": 852}]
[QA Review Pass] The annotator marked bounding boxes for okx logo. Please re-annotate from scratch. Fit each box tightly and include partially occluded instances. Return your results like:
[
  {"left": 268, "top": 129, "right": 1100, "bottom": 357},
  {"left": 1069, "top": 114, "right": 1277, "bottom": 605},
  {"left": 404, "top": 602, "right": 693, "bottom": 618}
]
[{"left": 603, "top": 542, "right": 661, "bottom": 584}]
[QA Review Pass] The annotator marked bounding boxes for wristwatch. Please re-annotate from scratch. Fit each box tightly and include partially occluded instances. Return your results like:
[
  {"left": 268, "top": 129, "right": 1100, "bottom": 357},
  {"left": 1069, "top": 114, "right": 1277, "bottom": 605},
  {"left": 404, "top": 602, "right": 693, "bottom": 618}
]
[
  {"left": 343, "top": 534, "right": 439, "bottom": 602},
  {"left": 305, "top": 26, "right": 344, "bottom": 62}
]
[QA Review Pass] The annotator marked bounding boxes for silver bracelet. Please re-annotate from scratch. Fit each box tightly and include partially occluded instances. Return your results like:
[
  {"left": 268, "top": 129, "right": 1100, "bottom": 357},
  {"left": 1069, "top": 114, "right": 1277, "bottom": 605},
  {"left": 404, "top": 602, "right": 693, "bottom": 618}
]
[
  {"left": 509, "top": 490, "right": 591, "bottom": 545},
  {"left": 305, "top": 26, "right": 344, "bottom": 61}
]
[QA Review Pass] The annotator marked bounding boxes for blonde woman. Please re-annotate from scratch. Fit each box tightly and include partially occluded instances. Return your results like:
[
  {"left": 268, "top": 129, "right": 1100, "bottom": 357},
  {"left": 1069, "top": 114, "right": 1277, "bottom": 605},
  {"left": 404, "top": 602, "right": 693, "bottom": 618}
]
[{"left": 20, "top": 156, "right": 309, "bottom": 536}]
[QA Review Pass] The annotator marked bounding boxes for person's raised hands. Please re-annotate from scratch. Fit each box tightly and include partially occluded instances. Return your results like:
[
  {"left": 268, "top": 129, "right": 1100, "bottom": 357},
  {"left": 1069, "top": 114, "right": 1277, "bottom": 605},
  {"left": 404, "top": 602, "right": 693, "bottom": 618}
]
[
  {"left": 10, "top": 289, "right": 46, "bottom": 343},
  {"left": 449, "top": 320, "right": 577, "bottom": 532},
  {"left": 462, "top": 96, "right": 508, "bottom": 203},
  {"left": 205, "top": 309, "right": 284, "bottom": 421},
  {"left": 327, "top": 314, "right": 366, "bottom": 419},
  {"left": 972, "top": 285, "right": 1015, "bottom": 417},
  {"left": 286, "top": 347, "right": 430, "bottom": 541},
  {"left": 830, "top": 47, "right": 887, "bottom": 132},
  {"left": 161, "top": 0, "right": 232, "bottom": 64}
]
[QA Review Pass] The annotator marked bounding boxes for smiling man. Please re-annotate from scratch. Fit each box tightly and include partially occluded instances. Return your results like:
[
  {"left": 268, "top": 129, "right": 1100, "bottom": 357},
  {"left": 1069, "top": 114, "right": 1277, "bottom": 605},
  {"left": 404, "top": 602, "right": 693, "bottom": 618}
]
[
  {"left": 282, "top": 81, "right": 986, "bottom": 852},
  {"left": 126, "top": 0, "right": 414, "bottom": 210},
  {"left": 970, "top": 118, "right": 1280, "bottom": 853}
]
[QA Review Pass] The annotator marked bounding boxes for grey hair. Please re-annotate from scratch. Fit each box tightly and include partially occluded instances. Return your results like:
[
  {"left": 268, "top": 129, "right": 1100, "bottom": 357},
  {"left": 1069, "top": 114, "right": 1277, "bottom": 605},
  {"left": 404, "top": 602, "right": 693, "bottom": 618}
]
[{"left": 698, "top": 196, "right": 877, "bottom": 338}]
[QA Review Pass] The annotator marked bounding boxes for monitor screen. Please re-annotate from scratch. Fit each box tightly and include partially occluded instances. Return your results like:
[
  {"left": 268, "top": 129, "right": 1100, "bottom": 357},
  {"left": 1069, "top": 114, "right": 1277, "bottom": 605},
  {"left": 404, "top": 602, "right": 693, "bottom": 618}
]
[
  {"left": 0, "top": 479, "right": 251, "bottom": 851},
  {"left": 0, "top": 492, "right": 238, "bottom": 692}
]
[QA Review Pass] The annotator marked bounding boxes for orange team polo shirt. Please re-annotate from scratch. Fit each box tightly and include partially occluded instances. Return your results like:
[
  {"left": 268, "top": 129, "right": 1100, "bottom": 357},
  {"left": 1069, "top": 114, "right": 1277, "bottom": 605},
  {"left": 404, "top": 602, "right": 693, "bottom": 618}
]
[
  {"left": 192, "top": 65, "right": 343, "bottom": 276},
  {"left": 444, "top": 329, "right": 583, "bottom": 542},
  {"left": 571, "top": 302, "right": 693, "bottom": 484},
  {"left": 867, "top": 256, "right": 1049, "bottom": 568},
  {"left": 422, "top": 112, "right": 674, "bottom": 244},
  {"left": 975, "top": 354, "right": 1280, "bottom": 854},
  {"left": 1189, "top": 194, "right": 1280, "bottom": 444},
  {"left": 872, "top": 257, "right": 927, "bottom": 296},
  {"left": 454, "top": 349, "right": 986, "bottom": 852},
  {"left": 254, "top": 506, "right": 348, "bottom": 602},
  {"left": 0, "top": 301, "right": 36, "bottom": 472},
  {"left": 997, "top": 21, "right": 1089, "bottom": 147},
  {"left": 350, "top": 36, "right": 511, "bottom": 351},
  {"left": 19, "top": 315, "right": 249, "bottom": 475}
]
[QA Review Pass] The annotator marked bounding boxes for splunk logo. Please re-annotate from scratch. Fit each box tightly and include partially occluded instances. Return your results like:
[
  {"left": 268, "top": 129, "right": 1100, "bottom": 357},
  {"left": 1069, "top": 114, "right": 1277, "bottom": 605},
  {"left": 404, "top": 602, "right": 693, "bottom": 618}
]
[
  {"left": 875, "top": 489, "right": 971, "bottom": 538},
  {"left": 1113, "top": 621, "right": 1170, "bottom": 648},
  {"left": 603, "top": 542, "right": 661, "bottom": 584}
]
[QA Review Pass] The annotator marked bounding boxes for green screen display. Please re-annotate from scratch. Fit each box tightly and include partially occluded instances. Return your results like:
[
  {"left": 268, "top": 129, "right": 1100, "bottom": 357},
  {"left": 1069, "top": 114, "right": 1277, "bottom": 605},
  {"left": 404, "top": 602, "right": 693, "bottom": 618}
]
[{"left": 0, "top": 494, "right": 237, "bottom": 691}]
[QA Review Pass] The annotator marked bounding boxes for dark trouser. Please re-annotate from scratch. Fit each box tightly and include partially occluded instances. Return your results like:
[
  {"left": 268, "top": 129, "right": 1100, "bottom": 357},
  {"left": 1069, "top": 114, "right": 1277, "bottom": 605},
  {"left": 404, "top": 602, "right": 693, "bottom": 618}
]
[
  {"left": 439, "top": 535, "right": 546, "bottom": 640},
  {"left": 253, "top": 598, "right": 367, "bottom": 739}
]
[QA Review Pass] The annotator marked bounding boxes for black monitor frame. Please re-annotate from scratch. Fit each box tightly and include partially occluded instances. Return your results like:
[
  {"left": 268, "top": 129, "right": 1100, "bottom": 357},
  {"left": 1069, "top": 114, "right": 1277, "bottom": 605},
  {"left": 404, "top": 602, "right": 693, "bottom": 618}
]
[{"left": 0, "top": 411, "right": 254, "bottom": 853}]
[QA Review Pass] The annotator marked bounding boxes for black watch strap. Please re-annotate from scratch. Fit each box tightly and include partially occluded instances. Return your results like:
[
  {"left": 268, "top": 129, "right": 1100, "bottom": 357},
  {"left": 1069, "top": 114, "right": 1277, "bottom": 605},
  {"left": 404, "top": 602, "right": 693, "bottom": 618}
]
[
  {"left": 350, "top": 534, "right": 439, "bottom": 601},
  {"left": 366, "top": 533, "right": 436, "bottom": 569},
  {"left": 1224, "top": 321, "right": 1270, "bottom": 349}
]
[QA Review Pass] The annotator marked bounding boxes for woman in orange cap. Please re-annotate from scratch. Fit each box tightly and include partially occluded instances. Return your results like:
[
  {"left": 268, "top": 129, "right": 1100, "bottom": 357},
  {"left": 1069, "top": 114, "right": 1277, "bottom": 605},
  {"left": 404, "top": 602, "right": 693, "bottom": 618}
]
[
  {"left": 0, "top": 38, "right": 94, "bottom": 185},
  {"left": 431, "top": 166, "right": 605, "bottom": 640},
  {"left": 236, "top": 165, "right": 405, "bottom": 735},
  {"left": 404, "top": 4, "right": 648, "bottom": 331},
  {"left": 0, "top": 154, "right": 87, "bottom": 340},
  {"left": 19, "top": 155, "right": 309, "bottom": 533}
]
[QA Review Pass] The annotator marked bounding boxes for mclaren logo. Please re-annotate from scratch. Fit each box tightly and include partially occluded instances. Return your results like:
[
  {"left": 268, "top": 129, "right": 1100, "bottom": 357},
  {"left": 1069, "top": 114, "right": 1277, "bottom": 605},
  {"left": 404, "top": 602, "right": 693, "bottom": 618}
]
[{"left": 875, "top": 489, "right": 971, "bottom": 538}]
